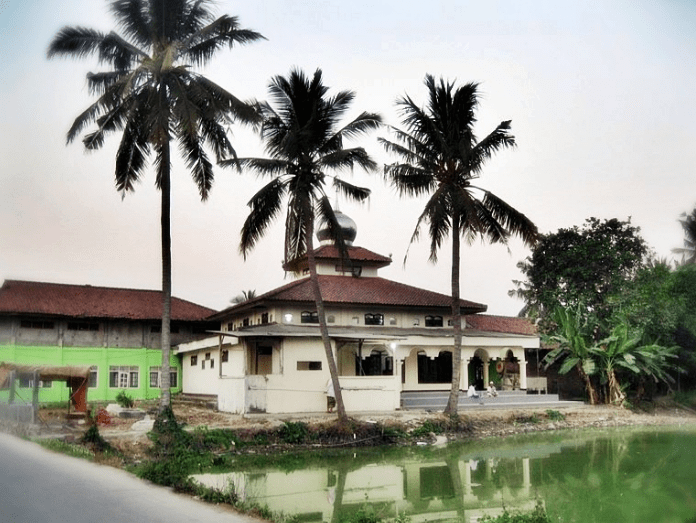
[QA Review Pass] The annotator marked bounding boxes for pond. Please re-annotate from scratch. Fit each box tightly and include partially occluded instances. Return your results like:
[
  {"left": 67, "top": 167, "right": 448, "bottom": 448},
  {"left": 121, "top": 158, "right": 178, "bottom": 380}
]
[{"left": 191, "top": 426, "right": 696, "bottom": 523}]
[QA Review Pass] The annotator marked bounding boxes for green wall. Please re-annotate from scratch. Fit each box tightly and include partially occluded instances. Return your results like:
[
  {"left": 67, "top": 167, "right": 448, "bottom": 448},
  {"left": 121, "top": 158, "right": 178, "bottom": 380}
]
[{"left": 0, "top": 345, "right": 181, "bottom": 404}]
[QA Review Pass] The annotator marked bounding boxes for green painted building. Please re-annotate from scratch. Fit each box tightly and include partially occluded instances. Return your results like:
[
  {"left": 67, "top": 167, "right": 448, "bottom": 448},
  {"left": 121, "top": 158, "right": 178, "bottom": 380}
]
[{"left": 0, "top": 280, "right": 216, "bottom": 405}]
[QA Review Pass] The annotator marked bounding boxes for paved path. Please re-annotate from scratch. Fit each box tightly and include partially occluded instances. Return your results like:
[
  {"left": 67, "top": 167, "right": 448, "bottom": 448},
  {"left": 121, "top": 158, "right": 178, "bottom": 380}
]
[{"left": 0, "top": 433, "right": 257, "bottom": 523}]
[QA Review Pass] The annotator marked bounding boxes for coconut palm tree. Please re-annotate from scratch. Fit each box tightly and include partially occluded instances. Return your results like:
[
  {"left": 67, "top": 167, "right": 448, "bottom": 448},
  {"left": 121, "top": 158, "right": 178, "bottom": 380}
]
[
  {"left": 673, "top": 208, "right": 696, "bottom": 265},
  {"left": 48, "top": 0, "right": 263, "bottom": 410},
  {"left": 223, "top": 68, "right": 382, "bottom": 421},
  {"left": 380, "top": 75, "right": 538, "bottom": 414}
]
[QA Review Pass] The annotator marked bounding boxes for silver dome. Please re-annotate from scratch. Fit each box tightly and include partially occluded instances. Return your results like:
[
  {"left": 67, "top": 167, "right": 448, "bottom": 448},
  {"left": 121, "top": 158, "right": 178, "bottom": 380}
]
[{"left": 316, "top": 211, "right": 357, "bottom": 245}]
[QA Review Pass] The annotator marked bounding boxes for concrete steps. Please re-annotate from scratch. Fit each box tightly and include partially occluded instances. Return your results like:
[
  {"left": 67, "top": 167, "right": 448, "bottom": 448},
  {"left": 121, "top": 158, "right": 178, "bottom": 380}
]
[{"left": 401, "top": 389, "right": 581, "bottom": 411}]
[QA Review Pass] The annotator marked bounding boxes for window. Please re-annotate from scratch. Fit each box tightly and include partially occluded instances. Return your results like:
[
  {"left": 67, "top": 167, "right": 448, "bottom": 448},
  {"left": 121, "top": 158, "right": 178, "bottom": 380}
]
[
  {"left": 149, "top": 367, "right": 178, "bottom": 388},
  {"left": 327, "top": 315, "right": 335, "bottom": 323},
  {"left": 413, "top": 318, "right": 420, "bottom": 326},
  {"left": 109, "top": 366, "right": 139, "bottom": 388},
  {"left": 364, "top": 313, "right": 384, "bottom": 326},
  {"left": 284, "top": 313, "right": 293, "bottom": 323},
  {"left": 202, "top": 352, "right": 214, "bottom": 370},
  {"left": 88, "top": 367, "right": 98, "bottom": 388},
  {"left": 190, "top": 355, "right": 198, "bottom": 366},
  {"left": 425, "top": 315, "right": 443, "bottom": 327},
  {"left": 67, "top": 322, "right": 99, "bottom": 331},
  {"left": 20, "top": 320, "right": 54, "bottom": 329},
  {"left": 261, "top": 312, "right": 269, "bottom": 324},
  {"left": 227, "top": 322, "right": 234, "bottom": 331},
  {"left": 301, "top": 311, "right": 319, "bottom": 324},
  {"left": 352, "top": 316, "right": 360, "bottom": 325},
  {"left": 221, "top": 350, "right": 229, "bottom": 363},
  {"left": 389, "top": 317, "right": 397, "bottom": 326},
  {"left": 297, "top": 361, "right": 322, "bottom": 371},
  {"left": 242, "top": 317, "right": 250, "bottom": 327}
]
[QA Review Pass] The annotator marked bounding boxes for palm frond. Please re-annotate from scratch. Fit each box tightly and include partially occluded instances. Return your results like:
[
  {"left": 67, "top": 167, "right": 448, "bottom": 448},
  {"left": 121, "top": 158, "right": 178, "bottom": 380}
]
[
  {"left": 109, "top": 0, "right": 150, "bottom": 48},
  {"left": 480, "top": 190, "right": 539, "bottom": 247},
  {"left": 240, "top": 178, "right": 288, "bottom": 257},
  {"left": 47, "top": 27, "right": 108, "bottom": 59},
  {"left": 332, "top": 177, "right": 371, "bottom": 203}
]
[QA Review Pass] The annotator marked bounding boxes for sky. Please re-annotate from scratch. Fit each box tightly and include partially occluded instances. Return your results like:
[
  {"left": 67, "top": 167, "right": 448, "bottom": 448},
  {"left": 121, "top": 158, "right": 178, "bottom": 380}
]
[{"left": 1, "top": 0, "right": 695, "bottom": 316}]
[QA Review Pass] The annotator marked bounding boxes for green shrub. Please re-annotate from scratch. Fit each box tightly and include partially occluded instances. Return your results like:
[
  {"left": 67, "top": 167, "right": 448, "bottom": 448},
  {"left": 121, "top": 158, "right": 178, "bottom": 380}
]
[
  {"left": 80, "top": 424, "right": 115, "bottom": 453},
  {"left": 411, "top": 419, "right": 445, "bottom": 438},
  {"left": 279, "top": 421, "right": 309, "bottom": 444},
  {"left": 545, "top": 409, "right": 565, "bottom": 421},
  {"left": 115, "top": 390, "right": 135, "bottom": 408}
]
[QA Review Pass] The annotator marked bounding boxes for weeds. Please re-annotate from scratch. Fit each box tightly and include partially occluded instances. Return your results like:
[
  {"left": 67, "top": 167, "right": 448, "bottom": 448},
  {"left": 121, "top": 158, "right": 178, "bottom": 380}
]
[
  {"left": 479, "top": 501, "right": 550, "bottom": 522},
  {"left": 279, "top": 421, "right": 309, "bottom": 444},
  {"left": 545, "top": 409, "right": 565, "bottom": 422},
  {"left": 36, "top": 439, "right": 95, "bottom": 460},
  {"left": 115, "top": 390, "right": 135, "bottom": 408}
]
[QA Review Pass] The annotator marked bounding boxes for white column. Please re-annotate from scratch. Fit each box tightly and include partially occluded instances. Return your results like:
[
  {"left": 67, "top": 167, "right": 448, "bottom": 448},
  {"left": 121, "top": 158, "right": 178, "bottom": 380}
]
[{"left": 519, "top": 350, "right": 528, "bottom": 390}]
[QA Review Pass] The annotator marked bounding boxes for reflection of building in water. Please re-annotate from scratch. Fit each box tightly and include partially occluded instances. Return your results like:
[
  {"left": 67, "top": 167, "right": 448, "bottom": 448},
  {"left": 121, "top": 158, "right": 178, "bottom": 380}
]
[{"left": 191, "top": 448, "right": 557, "bottom": 523}]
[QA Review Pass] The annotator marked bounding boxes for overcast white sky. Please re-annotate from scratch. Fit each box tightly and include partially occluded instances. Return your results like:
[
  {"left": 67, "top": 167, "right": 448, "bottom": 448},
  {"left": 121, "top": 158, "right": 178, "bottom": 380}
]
[{"left": 1, "top": 0, "right": 695, "bottom": 316}]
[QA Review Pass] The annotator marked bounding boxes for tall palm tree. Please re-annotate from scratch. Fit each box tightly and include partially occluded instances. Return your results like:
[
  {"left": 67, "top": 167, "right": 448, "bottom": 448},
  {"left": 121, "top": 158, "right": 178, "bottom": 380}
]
[
  {"left": 380, "top": 75, "right": 538, "bottom": 414},
  {"left": 673, "top": 208, "right": 696, "bottom": 265},
  {"left": 223, "top": 68, "right": 382, "bottom": 421},
  {"left": 48, "top": 0, "right": 263, "bottom": 410}
]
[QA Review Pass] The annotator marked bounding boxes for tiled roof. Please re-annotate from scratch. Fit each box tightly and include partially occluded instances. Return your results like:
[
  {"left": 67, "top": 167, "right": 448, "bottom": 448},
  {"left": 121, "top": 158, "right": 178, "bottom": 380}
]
[
  {"left": 283, "top": 245, "right": 393, "bottom": 272},
  {"left": 211, "top": 275, "right": 486, "bottom": 319},
  {"left": 313, "top": 245, "right": 393, "bottom": 265},
  {"left": 0, "top": 280, "right": 215, "bottom": 321},
  {"left": 466, "top": 314, "right": 537, "bottom": 335}
]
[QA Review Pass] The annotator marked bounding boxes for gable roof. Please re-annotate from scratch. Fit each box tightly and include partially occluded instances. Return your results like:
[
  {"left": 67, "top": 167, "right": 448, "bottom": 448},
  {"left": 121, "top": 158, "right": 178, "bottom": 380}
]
[
  {"left": 211, "top": 274, "right": 487, "bottom": 320},
  {"left": 466, "top": 314, "right": 537, "bottom": 336},
  {"left": 0, "top": 280, "right": 215, "bottom": 321}
]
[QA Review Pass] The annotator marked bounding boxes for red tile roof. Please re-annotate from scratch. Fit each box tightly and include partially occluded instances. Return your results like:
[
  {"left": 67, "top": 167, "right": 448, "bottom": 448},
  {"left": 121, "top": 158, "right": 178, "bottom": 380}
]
[
  {"left": 283, "top": 245, "right": 393, "bottom": 272},
  {"left": 313, "top": 245, "right": 393, "bottom": 265},
  {"left": 466, "top": 314, "right": 537, "bottom": 335},
  {"left": 0, "top": 280, "right": 215, "bottom": 321},
  {"left": 212, "top": 275, "right": 486, "bottom": 319}
]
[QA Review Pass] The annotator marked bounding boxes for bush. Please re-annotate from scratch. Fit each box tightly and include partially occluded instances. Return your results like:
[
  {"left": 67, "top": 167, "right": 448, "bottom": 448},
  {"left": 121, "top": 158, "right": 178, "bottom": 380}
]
[
  {"left": 279, "top": 421, "right": 309, "bottom": 444},
  {"left": 115, "top": 390, "right": 135, "bottom": 408},
  {"left": 545, "top": 409, "right": 565, "bottom": 421}
]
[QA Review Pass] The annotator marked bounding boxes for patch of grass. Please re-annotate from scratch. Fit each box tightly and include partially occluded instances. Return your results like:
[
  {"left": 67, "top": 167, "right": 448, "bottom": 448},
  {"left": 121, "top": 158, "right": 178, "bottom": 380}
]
[
  {"left": 545, "top": 409, "right": 565, "bottom": 422},
  {"left": 37, "top": 439, "right": 95, "bottom": 460},
  {"left": 674, "top": 390, "right": 696, "bottom": 409},
  {"left": 340, "top": 508, "right": 382, "bottom": 523}
]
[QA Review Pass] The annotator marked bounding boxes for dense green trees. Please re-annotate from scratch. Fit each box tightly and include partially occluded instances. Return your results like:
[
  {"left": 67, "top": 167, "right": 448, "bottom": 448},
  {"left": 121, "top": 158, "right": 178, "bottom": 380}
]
[
  {"left": 224, "top": 68, "right": 382, "bottom": 421},
  {"left": 380, "top": 75, "right": 538, "bottom": 414},
  {"left": 48, "top": 0, "right": 263, "bottom": 409},
  {"left": 518, "top": 217, "right": 695, "bottom": 402}
]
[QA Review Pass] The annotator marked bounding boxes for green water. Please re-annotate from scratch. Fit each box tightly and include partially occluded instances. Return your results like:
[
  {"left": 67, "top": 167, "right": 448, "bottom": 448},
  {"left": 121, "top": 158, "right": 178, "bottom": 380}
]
[{"left": 191, "top": 426, "right": 696, "bottom": 523}]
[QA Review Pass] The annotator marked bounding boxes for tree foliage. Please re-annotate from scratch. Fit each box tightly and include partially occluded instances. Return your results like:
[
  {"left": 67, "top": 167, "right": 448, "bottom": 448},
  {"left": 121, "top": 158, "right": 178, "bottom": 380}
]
[
  {"left": 673, "top": 207, "right": 696, "bottom": 265},
  {"left": 512, "top": 217, "right": 647, "bottom": 334}
]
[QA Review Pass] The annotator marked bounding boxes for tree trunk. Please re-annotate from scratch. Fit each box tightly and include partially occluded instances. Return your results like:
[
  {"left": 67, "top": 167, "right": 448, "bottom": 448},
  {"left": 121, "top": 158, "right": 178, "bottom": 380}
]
[
  {"left": 607, "top": 368, "right": 625, "bottom": 405},
  {"left": 306, "top": 219, "right": 347, "bottom": 422},
  {"left": 577, "top": 364, "right": 598, "bottom": 405},
  {"left": 159, "top": 139, "right": 172, "bottom": 411},
  {"left": 444, "top": 213, "right": 462, "bottom": 415}
]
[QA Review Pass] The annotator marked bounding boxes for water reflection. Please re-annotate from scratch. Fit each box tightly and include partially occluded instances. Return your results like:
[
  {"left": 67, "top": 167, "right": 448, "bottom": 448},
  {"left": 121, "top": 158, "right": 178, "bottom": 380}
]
[{"left": 191, "top": 427, "right": 696, "bottom": 523}]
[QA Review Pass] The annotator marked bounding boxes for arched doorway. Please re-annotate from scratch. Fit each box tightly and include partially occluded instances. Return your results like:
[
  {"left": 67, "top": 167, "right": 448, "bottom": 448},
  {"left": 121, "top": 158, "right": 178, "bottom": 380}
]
[
  {"left": 501, "top": 349, "right": 520, "bottom": 390},
  {"left": 468, "top": 355, "right": 484, "bottom": 390}
]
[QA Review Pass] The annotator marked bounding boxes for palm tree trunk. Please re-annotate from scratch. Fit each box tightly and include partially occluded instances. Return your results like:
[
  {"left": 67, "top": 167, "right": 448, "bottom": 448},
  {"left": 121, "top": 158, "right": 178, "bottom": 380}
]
[
  {"left": 306, "top": 219, "right": 347, "bottom": 422},
  {"left": 445, "top": 213, "right": 462, "bottom": 415},
  {"left": 159, "top": 139, "right": 172, "bottom": 411}
]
